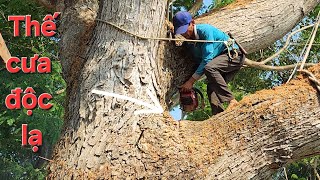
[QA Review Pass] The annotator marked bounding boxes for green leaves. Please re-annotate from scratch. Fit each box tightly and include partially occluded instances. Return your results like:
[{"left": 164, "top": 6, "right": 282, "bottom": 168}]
[
  {"left": 0, "top": 0, "right": 65, "bottom": 178},
  {"left": 0, "top": 156, "right": 46, "bottom": 180},
  {"left": 6, "top": 118, "right": 15, "bottom": 126},
  {"left": 282, "top": 156, "right": 320, "bottom": 180}
]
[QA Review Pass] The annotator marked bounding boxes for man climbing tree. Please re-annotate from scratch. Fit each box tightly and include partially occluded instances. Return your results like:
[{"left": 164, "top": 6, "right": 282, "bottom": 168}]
[{"left": 173, "top": 11, "right": 245, "bottom": 115}]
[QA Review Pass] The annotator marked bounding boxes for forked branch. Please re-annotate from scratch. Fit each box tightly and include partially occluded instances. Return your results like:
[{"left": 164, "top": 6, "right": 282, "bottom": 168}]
[{"left": 243, "top": 23, "right": 318, "bottom": 71}]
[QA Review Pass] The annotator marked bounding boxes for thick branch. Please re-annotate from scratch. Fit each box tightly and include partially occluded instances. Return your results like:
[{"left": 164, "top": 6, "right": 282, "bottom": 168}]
[
  {"left": 244, "top": 58, "right": 316, "bottom": 71},
  {"left": 195, "top": 0, "right": 320, "bottom": 53}
]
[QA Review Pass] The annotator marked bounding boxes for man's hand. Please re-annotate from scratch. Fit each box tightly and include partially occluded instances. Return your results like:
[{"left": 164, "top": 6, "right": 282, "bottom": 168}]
[{"left": 180, "top": 77, "right": 196, "bottom": 92}]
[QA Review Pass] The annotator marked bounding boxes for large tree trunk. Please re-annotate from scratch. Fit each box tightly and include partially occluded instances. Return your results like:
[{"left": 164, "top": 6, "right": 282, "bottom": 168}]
[{"left": 47, "top": 0, "right": 320, "bottom": 179}]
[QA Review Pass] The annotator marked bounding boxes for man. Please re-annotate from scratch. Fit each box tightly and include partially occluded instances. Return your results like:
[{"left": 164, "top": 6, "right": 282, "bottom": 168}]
[{"left": 173, "top": 11, "right": 245, "bottom": 115}]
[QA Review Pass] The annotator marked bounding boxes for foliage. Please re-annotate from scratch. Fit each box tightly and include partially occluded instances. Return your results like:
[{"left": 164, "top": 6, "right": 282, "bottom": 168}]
[
  {"left": 287, "top": 156, "right": 320, "bottom": 180},
  {"left": 0, "top": 0, "right": 65, "bottom": 178},
  {"left": 0, "top": 156, "right": 46, "bottom": 180},
  {"left": 172, "top": 0, "right": 196, "bottom": 12}
]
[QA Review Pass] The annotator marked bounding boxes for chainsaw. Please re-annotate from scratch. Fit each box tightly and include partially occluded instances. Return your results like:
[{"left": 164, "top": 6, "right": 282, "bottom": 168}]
[{"left": 179, "top": 87, "right": 205, "bottom": 112}]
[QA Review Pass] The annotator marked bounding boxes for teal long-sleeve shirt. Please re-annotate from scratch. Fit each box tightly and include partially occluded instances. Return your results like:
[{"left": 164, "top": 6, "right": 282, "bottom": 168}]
[{"left": 186, "top": 24, "right": 238, "bottom": 79}]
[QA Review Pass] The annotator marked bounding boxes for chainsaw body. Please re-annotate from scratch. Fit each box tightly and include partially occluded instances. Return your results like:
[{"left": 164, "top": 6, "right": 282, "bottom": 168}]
[{"left": 179, "top": 88, "right": 204, "bottom": 112}]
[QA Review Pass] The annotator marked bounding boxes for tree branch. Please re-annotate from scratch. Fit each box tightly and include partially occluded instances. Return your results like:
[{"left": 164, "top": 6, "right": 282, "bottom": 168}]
[
  {"left": 244, "top": 58, "right": 315, "bottom": 71},
  {"left": 283, "top": 167, "right": 289, "bottom": 180},
  {"left": 260, "top": 24, "right": 314, "bottom": 64},
  {"left": 189, "top": 0, "right": 203, "bottom": 16},
  {"left": 313, "top": 158, "right": 320, "bottom": 180},
  {"left": 299, "top": 12, "right": 320, "bottom": 70},
  {"left": 182, "top": 69, "right": 320, "bottom": 178}
]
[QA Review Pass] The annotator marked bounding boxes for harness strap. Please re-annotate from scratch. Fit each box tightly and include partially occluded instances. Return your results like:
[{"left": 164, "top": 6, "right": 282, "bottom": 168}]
[{"left": 223, "top": 38, "right": 238, "bottom": 60}]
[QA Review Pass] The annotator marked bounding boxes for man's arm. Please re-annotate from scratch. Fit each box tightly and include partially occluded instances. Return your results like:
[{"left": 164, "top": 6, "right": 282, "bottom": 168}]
[
  {"left": 180, "top": 41, "right": 215, "bottom": 91},
  {"left": 180, "top": 25, "right": 220, "bottom": 91}
]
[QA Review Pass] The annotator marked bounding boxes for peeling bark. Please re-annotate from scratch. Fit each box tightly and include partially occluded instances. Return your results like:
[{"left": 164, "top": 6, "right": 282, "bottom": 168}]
[{"left": 47, "top": 0, "right": 320, "bottom": 179}]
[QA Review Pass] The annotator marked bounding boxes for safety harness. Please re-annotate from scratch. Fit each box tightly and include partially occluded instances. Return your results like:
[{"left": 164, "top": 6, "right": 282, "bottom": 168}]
[
  {"left": 224, "top": 33, "right": 248, "bottom": 60},
  {"left": 224, "top": 38, "right": 239, "bottom": 60}
]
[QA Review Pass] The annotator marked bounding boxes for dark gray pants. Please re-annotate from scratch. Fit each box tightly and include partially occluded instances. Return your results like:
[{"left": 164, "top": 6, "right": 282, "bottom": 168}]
[{"left": 204, "top": 51, "right": 245, "bottom": 115}]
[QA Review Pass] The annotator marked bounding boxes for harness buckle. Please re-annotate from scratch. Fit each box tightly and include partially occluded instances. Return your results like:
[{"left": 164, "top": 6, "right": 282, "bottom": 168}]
[{"left": 224, "top": 39, "right": 238, "bottom": 61}]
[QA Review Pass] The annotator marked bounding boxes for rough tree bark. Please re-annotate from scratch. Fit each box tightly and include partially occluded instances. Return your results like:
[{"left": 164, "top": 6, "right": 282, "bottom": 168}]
[{"left": 41, "top": 0, "right": 320, "bottom": 179}]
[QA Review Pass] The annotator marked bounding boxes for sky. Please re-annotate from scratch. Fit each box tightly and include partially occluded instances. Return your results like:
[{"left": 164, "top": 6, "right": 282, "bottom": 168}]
[{"left": 203, "top": 0, "right": 213, "bottom": 7}]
